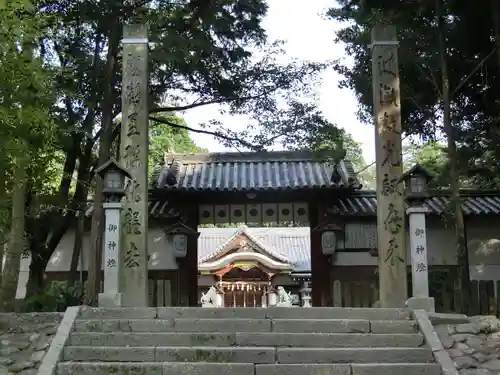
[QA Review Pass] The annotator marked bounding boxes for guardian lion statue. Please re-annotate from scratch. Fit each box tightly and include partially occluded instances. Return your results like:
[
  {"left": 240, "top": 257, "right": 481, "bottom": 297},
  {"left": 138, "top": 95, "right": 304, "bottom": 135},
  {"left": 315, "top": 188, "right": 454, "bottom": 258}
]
[
  {"left": 276, "top": 286, "right": 293, "bottom": 307},
  {"left": 200, "top": 286, "right": 218, "bottom": 307}
]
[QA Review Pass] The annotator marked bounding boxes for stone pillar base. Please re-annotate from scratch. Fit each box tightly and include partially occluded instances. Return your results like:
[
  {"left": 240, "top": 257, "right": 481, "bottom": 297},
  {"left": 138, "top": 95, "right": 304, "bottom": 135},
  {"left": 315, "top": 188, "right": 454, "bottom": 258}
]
[
  {"left": 406, "top": 296, "right": 435, "bottom": 312},
  {"left": 98, "top": 292, "right": 123, "bottom": 308}
]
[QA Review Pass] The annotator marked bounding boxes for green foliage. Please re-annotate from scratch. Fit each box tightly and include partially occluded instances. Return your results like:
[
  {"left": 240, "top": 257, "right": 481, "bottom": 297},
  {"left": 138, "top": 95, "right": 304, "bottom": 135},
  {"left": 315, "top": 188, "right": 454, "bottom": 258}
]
[
  {"left": 149, "top": 115, "right": 208, "bottom": 172},
  {"left": 14, "top": 0, "right": 334, "bottom": 295},
  {"left": 403, "top": 141, "right": 450, "bottom": 188},
  {"left": 328, "top": 0, "right": 500, "bottom": 188},
  {"left": 22, "top": 281, "right": 84, "bottom": 312}
]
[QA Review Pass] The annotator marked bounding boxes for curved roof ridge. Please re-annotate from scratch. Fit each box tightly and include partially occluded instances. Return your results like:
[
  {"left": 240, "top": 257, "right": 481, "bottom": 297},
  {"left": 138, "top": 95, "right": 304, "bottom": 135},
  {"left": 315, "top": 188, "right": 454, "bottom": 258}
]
[{"left": 198, "top": 225, "right": 291, "bottom": 264}]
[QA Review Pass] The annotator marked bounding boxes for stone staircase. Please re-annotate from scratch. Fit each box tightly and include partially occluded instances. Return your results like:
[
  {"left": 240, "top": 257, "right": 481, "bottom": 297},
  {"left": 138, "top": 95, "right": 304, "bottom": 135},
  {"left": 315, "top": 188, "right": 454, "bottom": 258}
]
[{"left": 57, "top": 307, "right": 441, "bottom": 375}]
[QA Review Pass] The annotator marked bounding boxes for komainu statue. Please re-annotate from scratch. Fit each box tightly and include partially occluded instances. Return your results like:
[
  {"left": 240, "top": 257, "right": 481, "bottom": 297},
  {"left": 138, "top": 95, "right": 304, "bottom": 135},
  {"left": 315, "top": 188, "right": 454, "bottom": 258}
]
[
  {"left": 276, "top": 286, "right": 292, "bottom": 307},
  {"left": 200, "top": 286, "right": 218, "bottom": 307}
]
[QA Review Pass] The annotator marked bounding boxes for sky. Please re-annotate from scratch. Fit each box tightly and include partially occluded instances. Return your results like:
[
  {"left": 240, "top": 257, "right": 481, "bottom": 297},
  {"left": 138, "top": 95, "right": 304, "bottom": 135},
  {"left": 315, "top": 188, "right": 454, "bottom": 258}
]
[{"left": 181, "top": 0, "right": 376, "bottom": 165}]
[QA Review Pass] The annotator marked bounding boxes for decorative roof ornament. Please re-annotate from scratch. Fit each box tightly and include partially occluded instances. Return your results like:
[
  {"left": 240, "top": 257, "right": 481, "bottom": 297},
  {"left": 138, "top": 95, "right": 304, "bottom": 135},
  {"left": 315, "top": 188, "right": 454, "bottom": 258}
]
[
  {"left": 331, "top": 164, "right": 342, "bottom": 184},
  {"left": 157, "top": 151, "right": 183, "bottom": 187}
]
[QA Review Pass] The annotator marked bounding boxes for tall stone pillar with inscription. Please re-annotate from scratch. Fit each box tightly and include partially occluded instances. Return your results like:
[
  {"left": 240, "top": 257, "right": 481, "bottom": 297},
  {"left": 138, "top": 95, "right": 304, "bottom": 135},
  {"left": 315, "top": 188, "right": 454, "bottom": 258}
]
[
  {"left": 120, "top": 24, "right": 149, "bottom": 307},
  {"left": 370, "top": 26, "right": 408, "bottom": 307}
]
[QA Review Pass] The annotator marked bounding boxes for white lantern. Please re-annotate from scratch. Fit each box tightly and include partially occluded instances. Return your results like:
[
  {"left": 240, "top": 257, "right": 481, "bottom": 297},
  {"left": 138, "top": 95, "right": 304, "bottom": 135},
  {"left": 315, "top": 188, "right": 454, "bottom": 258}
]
[
  {"left": 172, "top": 233, "right": 188, "bottom": 258},
  {"left": 104, "top": 169, "right": 124, "bottom": 190},
  {"left": 95, "top": 158, "right": 131, "bottom": 201},
  {"left": 409, "top": 175, "right": 426, "bottom": 194},
  {"left": 321, "top": 231, "right": 337, "bottom": 255}
]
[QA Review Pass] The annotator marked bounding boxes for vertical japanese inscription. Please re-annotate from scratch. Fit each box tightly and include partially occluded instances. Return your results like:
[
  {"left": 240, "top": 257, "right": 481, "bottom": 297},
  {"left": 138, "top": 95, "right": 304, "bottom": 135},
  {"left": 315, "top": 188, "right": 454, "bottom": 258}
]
[
  {"left": 408, "top": 209, "right": 430, "bottom": 297},
  {"left": 119, "top": 24, "right": 149, "bottom": 306},
  {"left": 104, "top": 214, "right": 118, "bottom": 270},
  {"left": 371, "top": 26, "right": 407, "bottom": 307}
]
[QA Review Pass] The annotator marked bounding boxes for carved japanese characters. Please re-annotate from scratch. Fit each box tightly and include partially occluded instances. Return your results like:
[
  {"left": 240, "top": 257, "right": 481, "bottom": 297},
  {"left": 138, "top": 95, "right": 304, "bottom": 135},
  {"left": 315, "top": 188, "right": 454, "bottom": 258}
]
[
  {"left": 119, "top": 24, "right": 149, "bottom": 306},
  {"left": 371, "top": 26, "right": 407, "bottom": 307}
]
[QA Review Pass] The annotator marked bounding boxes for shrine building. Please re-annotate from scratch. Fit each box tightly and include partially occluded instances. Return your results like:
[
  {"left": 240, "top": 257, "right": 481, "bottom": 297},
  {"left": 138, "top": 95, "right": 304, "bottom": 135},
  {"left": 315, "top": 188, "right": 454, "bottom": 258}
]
[{"left": 14, "top": 150, "right": 500, "bottom": 310}]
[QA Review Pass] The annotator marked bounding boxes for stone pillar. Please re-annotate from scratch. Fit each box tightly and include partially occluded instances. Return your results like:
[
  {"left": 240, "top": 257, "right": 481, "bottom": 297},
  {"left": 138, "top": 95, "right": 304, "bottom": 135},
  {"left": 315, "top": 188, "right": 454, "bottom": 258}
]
[
  {"left": 300, "top": 281, "right": 312, "bottom": 308},
  {"left": 371, "top": 25, "right": 407, "bottom": 307},
  {"left": 120, "top": 24, "right": 149, "bottom": 307},
  {"left": 406, "top": 207, "right": 435, "bottom": 312},
  {"left": 268, "top": 289, "right": 277, "bottom": 307},
  {"left": 215, "top": 290, "right": 224, "bottom": 307},
  {"left": 261, "top": 290, "right": 267, "bottom": 307},
  {"left": 99, "top": 202, "right": 123, "bottom": 307}
]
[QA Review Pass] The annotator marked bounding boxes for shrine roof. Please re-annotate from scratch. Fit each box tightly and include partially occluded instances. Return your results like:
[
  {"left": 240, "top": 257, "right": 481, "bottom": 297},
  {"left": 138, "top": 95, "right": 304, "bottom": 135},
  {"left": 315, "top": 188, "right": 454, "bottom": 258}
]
[
  {"left": 197, "top": 227, "right": 311, "bottom": 272},
  {"left": 84, "top": 190, "right": 500, "bottom": 217},
  {"left": 198, "top": 225, "right": 291, "bottom": 264},
  {"left": 153, "top": 150, "right": 360, "bottom": 192},
  {"left": 325, "top": 190, "right": 500, "bottom": 216}
]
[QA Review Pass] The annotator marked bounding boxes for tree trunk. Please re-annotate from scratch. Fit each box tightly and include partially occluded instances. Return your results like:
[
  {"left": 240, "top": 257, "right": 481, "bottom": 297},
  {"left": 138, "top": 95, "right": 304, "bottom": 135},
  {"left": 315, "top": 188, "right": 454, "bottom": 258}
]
[
  {"left": 69, "top": 145, "right": 92, "bottom": 285},
  {"left": 491, "top": 0, "right": 500, "bottom": 76},
  {"left": 0, "top": 150, "right": 9, "bottom": 286},
  {"left": 436, "top": 0, "right": 470, "bottom": 314},
  {"left": 25, "top": 255, "right": 50, "bottom": 297},
  {"left": 69, "top": 211, "right": 85, "bottom": 285},
  {"left": 84, "top": 22, "right": 121, "bottom": 305},
  {"left": 0, "top": 155, "right": 27, "bottom": 311}
]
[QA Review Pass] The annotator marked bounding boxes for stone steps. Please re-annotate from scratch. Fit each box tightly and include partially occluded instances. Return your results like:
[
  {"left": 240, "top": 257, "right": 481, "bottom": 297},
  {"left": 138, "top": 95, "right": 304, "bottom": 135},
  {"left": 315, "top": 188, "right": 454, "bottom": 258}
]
[
  {"left": 78, "top": 306, "right": 410, "bottom": 320},
  {"left": 74, "top": 318, "right": 418, "bottom": 333},
  {"left": 68, "top": 331, "right": 425, "bottom": 347},
  {"left": 58, "top": 362, "right": 443, "bottom": 375},
  {"left": 63, "top": 345, "right": 434, "bottom": 363},
  {"left": 53, "top": 307, "right": 441, "bottom": 375}
]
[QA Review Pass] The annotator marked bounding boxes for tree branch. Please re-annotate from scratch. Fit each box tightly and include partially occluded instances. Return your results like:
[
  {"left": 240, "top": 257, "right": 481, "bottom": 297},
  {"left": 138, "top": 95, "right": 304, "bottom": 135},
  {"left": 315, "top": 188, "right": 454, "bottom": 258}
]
[
  {"left": 150, "top": 96, "right": 250, "bottom": 114},
  {"left": 416, "top": 64, "right": 442, "bottom": 98},
  {"left": 149, "top": 86, "right": 285, "bottom": 114},
  {"left": 148, "top": 116, "right": 264, "bottom": 151},
  {"left": 451, "top": 46, "right": 498, "bottom": 98}
]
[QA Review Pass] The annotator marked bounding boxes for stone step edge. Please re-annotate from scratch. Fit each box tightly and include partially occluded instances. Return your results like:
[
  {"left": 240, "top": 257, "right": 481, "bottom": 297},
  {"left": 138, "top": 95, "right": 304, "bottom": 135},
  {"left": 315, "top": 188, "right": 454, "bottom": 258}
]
[
  {"left": 72, "top": 318, "right": 418, "bottom": 334},
  {"left": 57, "top": 362, "right": 441, "bottom": 367},
  {"left": 69, "top": 332, "right": 422, "bottom": 337},
  {"left": 74, "top": 317, "right": 413, "bottom": 321},
  {"left": 78, "top": 307, "right": 410, "bottom": 320},
  {"left": 73, "top": 318, "right": 417, "bottom": 325},
  {"left": 63, "top": 345, "right": 432, "bottom": 352},
  {"left": 68, "top": 332, "right": 425, "bottom": 348},
  {"left": 57, "top": 361, "right": 442, "bottom": 375}
]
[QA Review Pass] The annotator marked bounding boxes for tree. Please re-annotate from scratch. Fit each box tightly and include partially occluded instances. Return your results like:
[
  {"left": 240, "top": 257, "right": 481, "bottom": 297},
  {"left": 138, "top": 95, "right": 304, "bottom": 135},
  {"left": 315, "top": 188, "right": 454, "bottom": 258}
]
[
  {"left": 403, "top": 142, "right": 448, "bottom": 187},
  {"left": 0, "top": 0, "right": 56, "bottom": 310},
  {"left": 15, "top": 0, "right": 334, "bottom": 303},
  {"left": 149, "top": 115, "right": 208, "bottom": 172},
  {"left": 327, "top": 0, "right": 500, "bottom": 313}
]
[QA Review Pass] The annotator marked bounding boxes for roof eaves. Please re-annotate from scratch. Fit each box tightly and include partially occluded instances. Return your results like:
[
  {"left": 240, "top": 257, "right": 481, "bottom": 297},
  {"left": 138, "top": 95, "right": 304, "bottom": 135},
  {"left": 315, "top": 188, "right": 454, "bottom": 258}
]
[
  {"left": 197, "top": 226, "right": 246, "bottom": 264},
  {"left": 239, "top": 227, "right": 290, "bottom": 264}
]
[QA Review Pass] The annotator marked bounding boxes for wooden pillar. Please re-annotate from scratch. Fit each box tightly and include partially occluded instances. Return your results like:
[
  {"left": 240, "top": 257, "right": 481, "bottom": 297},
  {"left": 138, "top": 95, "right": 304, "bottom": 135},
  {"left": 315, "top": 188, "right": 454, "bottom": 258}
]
[
  {"left": 177, "top": 206, "right": 199, "bottom": 306},
  {"left": 310, "top": 204, "right": 332, "bottom": 306},
  {"left": 120, "top": 24, "right": 149, "bottom": 306},
  {"left": 371, "top": 26, "right": 408, "bottom": 307}
]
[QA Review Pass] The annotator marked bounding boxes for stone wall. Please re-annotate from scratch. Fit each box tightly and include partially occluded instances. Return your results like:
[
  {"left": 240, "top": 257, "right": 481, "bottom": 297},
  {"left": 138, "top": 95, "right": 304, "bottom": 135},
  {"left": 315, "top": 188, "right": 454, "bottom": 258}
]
[
  {"left": 435, "top": 315, "right": 500, "bottom": 375},
  {"left": 0, "top": 313, "right": 62, "bottom": 375}
]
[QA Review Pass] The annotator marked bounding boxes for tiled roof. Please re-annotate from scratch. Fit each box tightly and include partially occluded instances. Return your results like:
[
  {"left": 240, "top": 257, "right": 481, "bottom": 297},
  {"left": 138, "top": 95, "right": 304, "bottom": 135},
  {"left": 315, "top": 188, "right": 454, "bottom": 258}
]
[
  {"left": 198, "top": 227, "right": 311, "bottom": 272},
  {"left": 198, "top": 226, "right": 290, "bottom": 264},
  {"left": 329, "top": 192, "right": 500, "bottom": 216},
  {"left": 154, "top": 151, "right": 360, "bottom": 192},
  {"left": 85, "top": 192, "right": 500, "bottom": 217}
]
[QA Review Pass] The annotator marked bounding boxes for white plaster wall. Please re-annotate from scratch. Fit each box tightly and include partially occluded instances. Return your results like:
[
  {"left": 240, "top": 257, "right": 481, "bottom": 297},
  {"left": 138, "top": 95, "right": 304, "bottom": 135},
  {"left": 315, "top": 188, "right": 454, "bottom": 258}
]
[
  {"left": 16, "top": 226, "right": 179, "bottom": 299},
  {"left": 14, "top": 216, "right": 500, "bottom": 299},
  {"left": 336, "top": 217, "right": 500, "bottom": 267},
  {"left": 29, "top": 218, "right": 500, "bottom": 271},
  {"left": 32, "top": 227, "right": 179, "bottom": 273}
]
